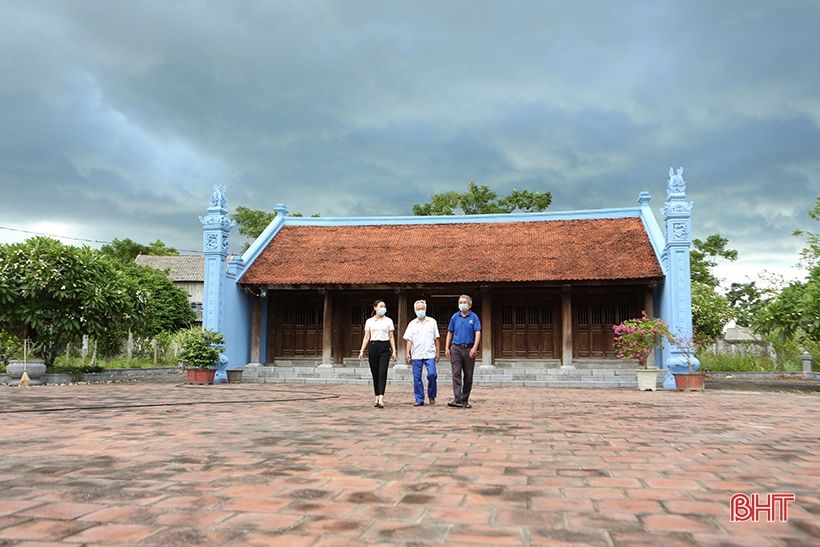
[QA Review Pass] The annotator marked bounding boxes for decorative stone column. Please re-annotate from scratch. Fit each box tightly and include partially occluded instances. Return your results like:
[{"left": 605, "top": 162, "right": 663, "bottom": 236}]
[
  {"left": 200, "top": 185, "right": 235, "bottom": 334},
  {"left": 659, "top": 168, "right": 699, "bottom": 389}
]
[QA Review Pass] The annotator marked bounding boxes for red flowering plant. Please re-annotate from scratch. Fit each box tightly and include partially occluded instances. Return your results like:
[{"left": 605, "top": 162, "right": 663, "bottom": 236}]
[{"left": 612, "top": 313, "right": 675, "bottom": 369}]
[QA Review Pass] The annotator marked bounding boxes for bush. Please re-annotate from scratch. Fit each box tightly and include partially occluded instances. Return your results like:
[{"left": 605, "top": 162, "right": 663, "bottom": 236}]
[
  {"left": 177, "top": 328, "right": 224, "bottom": 369},
  {"left": 0, "top": 331, "right": 22, "bottom": 365},
  {"left": 613, "top": 313, "right": 675, "bottom": 368}
]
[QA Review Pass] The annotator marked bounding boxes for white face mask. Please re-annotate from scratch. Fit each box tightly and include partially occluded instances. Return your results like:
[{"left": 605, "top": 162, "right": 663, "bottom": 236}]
[{"left": 459, "top": 303, "right": 469, "bottom": 312}]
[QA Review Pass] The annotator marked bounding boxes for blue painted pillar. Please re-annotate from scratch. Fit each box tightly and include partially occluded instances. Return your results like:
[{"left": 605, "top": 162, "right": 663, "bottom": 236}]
[
  {"left": 659, "top": 168, "right": 700, "bottom": 389},
  {"left": 199, "top": 185, "right": 236, "bottom": 381}
]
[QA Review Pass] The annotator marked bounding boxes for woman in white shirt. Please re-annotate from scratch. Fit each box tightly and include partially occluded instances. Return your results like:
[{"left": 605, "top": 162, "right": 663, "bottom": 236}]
[{"left": 358, "top": 299, "right": 396, "bottom": 408}]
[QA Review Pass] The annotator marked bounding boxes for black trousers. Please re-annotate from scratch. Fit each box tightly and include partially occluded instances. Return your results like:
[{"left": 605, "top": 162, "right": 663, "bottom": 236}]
[
  {"left": 368, "top": 340, "right": 391, "bottom": 396},
  {"left": 450, "top": 344, "right": 475, "bottom": 403}
]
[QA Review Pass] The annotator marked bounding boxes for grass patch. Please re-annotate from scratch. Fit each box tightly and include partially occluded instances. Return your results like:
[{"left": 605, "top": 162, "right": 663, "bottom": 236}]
[
  {"left": 53, "top": 356, "right": 177, "bottom": 370},
  {"left": 698, "top": 351, "right": 802, "bottom": 373}
]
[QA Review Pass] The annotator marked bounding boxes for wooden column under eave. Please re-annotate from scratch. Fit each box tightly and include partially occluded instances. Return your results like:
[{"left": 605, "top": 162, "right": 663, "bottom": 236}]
[
  {"left": 645, "top": 285, "right": 656, "bottom": 367},
  {"left": 320, "top": 291, "right": 333, "bottom": 367},
  {"left": 561, "top": 284, "right": 574, "bottom": 368},
  {"left": 396, "top": 290, "right": 408, "bottom": 368},
  {"left": 250, "top": 295, "right": 261, "bottom": 364},
  {"left": 480, "top": 287, "right": 493, "bottom": 368}
]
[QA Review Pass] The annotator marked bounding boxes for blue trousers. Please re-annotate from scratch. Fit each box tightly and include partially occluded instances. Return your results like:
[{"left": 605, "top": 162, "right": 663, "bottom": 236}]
[{"left": 412, "top": 358, "right": 438, "bottom": 403}]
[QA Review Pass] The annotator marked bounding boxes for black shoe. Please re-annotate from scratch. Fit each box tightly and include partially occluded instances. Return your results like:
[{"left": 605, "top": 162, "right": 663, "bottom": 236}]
[
  {"left": 447, "top": 400, "right": 463, "bottom": 408},
  {"left": 429, "top": 398, "right": 436, "bottom": 405},
  {"left": 462, "top": 402, "right": 472, "bottom": 409},
  {"left": 377, "top": 402, "right": 384, "bottom": 408},
  {"left": 413, "top": 402, "right": 423, "bottom": 406}
]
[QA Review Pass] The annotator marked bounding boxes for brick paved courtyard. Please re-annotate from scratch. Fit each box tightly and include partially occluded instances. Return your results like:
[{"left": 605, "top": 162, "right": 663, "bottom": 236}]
[{"left": 1, "top": 380, "right": 818, "bottom": 545}]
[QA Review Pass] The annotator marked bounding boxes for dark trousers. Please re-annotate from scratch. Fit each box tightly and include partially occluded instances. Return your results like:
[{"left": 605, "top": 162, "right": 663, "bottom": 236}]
[
  {"left": 368, "top": 340, "right": 390, "bottom": 396},
  {"left": 450, "top": 344, "right": 475, "bottom": 403}
]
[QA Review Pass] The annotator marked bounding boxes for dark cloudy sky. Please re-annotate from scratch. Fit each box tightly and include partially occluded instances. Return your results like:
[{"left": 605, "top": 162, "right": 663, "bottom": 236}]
[{"left": 1, "top": 1, "right": 818, "bottom": 285}]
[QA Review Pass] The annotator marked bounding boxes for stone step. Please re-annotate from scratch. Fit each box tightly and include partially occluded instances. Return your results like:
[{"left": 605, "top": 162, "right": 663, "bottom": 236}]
[
  {"left": 268, "top": 360, "right": 639, "bottom": 370},
  {"left": 243, "top": 365, "right": 645, "bottom": 388}
]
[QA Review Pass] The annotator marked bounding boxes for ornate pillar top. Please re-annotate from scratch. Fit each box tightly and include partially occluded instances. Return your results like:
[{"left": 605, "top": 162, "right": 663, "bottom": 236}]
[
  {"left": 208, "top": 184, "right": 228, "bottom": 212},
  {"left": 663, "top": 166, "right": 694, "bottom": 220},
  {"left": 666, "top": 167, "right": 686, "bottom": 199},
  {"left": 199, "top": 184, "right": 236, "bottom": 231}
]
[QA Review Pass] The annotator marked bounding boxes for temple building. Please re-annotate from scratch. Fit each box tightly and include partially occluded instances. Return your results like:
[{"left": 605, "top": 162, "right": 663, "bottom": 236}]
[{"left": 200, "top": 169, "right": 698, "bottom": 385}]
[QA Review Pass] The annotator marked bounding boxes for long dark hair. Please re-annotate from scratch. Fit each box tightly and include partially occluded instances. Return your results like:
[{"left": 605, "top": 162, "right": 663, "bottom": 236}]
[{"left": 371, "top": 299, "right": 385, "bottom": 317}]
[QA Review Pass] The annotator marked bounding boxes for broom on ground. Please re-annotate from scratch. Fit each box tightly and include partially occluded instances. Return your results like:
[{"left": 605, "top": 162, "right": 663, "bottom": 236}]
[{"left": 20, "top": 338, "right": 31, "bottom": 388}]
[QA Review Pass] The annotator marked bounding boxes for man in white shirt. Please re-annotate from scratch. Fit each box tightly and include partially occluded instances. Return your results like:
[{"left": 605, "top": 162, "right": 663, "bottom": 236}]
[{"left": 403, "top": 299, "right": 440, "bottom": 406}]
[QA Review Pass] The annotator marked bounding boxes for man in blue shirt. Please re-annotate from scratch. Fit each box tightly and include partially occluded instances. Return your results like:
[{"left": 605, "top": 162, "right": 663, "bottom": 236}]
[{"left": 445, "top": 294, "right": 482, "bottom": 408}]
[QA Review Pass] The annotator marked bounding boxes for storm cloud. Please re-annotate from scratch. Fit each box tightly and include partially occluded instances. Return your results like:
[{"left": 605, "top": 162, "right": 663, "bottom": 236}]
[{"left": 1, "top": 0, "right": 818, "bottom": 283}]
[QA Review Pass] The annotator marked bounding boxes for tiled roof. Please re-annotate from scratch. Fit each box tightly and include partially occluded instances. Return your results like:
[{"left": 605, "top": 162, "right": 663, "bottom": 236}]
[
  {"left": 135, "top": 255, "right": 205, "bottom": 282},
  {"left": 240, "top": 218, "right": 663, "bottom": 285}
]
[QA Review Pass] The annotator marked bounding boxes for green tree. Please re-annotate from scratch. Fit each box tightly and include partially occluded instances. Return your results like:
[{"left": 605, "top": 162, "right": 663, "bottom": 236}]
[
  {"left": 231, "top": 206, "right": 318, "bottom": 249},
  {"left": 232, "top": 206, "right": 276, "bottom": 242},
  {"left": 412, "top": 182, "right": 552, "bottom": 215},
  {"left": 690, "top": 234, "right": 738, "bottom": 288},
  {"left": 792, "top": 195, "right": 820, "bottom": 270},
  {"left": 686, "top": 234, "right": 737, "bottom": 345},
  {"left": 100, "top": 238, "right": 178, "bottom": 262},
  {"left": 757, "top": 196, "right": 820, "bottom": 345},
  {"left": 691, "top": 281, "right": 733, "bottom": 347},
  {"left": 120, "top": 263, "right": 195, "bottom": 337},
  {"left": 726, "top": 281, "right": 768, "bottom": 328},
  {"left": 0, "top": 237, "right": 133, "bottom": 365}
]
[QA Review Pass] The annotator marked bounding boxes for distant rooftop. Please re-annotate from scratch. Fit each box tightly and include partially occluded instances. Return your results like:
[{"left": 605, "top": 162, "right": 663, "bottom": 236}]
[{"left": 135, "top": 255, "right": 205, "bottom": 282}]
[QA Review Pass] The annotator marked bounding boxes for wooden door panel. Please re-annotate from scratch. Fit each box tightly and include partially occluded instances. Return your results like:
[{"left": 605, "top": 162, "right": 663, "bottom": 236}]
[{"left": 573, "top": 293, "right": 642, "bottom": 359}]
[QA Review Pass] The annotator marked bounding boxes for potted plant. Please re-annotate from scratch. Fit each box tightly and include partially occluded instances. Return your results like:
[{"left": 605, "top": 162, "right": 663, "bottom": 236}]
[
  {"left": 613, "top": 313, "right": 675, "bottom": 391},
  {"left": 178, "top": 327, "right": 224, "bottom": 384},
  {"left": 673, "top": 335, "right": 705, "bottom": 391}
]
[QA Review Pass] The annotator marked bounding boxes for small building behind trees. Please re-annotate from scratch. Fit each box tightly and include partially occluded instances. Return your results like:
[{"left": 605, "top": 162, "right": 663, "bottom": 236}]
[{"left": 135, "top": 255, "right": 205, "bottom": 325}]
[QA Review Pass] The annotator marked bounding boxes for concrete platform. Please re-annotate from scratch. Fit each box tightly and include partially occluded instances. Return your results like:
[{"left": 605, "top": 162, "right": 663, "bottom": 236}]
[{"left": 0, "top": 381, "right": 818, "bottom": 545}]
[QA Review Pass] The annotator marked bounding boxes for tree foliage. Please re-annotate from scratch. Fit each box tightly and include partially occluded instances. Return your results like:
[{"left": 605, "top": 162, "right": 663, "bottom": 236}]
[
  {"left": 119, "top": 263, "right": 195, "bottom": 337},
  {"left": 0, "top": 237, "right": 133, "bottom": 365},
  {"left": 690, "top": 234, "right": 738, "bottom": 288},
  {"left": 726, "top": 281, "right": 767, "bottom": 328},
  {"left": 231, "top": 206, "right": 318, "bottom": 249},
  {"left": 0, "top": 238, "right": 195, "bottom": 364},
  {"left": 757, "top": 268, "right": 820, "bottom": 343},
  {"left": 687, "top": 234, "right": 737, "bottom": 345},
  {"left": 232, "top": 206, "right": 276, "bottom": 242},
  {"left": 691, "top": 281, "right": 733, "bottom": 347},
  {"left": 412, "top": 182, "right": 552, "bottom": 215},
  {"left": 100, "top": 238, "right": 178, "bottom": 262},
  {"left": 756, "top": 196, "right": 820, "bottom": 344}
]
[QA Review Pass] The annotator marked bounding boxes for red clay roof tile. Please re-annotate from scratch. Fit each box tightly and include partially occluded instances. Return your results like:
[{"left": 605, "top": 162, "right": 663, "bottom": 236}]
[{"left": 240, "top": 218, "right": 663, "bottom": 285}]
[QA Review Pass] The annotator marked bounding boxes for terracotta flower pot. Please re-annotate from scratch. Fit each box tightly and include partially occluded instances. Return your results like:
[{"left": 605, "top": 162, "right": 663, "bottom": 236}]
[
  {"left": 674, "top": 373, "right": 705, "bottom": 391},
  {"left": 186, "top": 368, "right": 216, "bottom": 385}
]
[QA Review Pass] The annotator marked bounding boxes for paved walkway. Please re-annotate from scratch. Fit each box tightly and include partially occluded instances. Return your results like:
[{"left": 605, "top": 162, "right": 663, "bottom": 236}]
[{"left": 0, "top": 381, "right": 818, "bottom": 545}]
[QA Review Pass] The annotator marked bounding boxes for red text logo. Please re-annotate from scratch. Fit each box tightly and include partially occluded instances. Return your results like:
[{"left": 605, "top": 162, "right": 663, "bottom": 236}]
[{"left": 730, "top": 493, "right": 795, "bottom": 523}]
